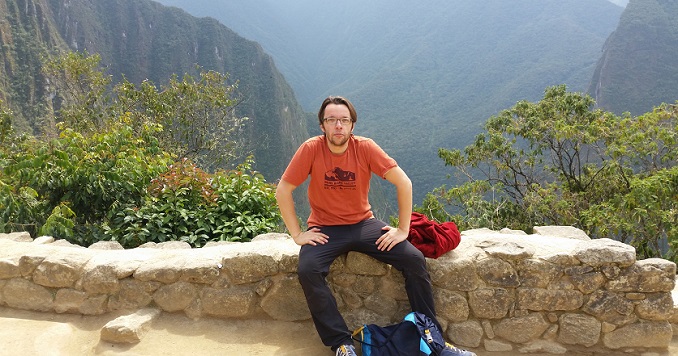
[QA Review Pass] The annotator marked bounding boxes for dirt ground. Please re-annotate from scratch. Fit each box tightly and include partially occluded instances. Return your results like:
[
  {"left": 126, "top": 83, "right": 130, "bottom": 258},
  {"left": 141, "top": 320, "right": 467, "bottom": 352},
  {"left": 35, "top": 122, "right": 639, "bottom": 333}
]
[{"left": 1, "top": 306, "right": 677, "bottom": 356}]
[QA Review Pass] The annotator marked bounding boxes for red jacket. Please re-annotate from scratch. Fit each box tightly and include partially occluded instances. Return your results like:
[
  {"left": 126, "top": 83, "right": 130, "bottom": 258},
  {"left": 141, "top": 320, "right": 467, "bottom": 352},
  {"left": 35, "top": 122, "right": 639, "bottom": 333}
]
[{"left": 407, "top": 212, "right": 461, "bottom": 259}]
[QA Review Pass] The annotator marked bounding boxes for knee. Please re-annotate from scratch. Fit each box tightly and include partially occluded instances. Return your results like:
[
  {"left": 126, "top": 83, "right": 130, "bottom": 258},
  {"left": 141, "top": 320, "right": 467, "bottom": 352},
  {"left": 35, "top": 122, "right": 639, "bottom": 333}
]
[
  {"left": 400, "top": 251, "right": 429, "bottom": 275},
  {"left": 404, "top": 249, "right": 426, "bottom": 267},
  {"left": 297, "top": 256, "right": 322, "bottom": 284}
]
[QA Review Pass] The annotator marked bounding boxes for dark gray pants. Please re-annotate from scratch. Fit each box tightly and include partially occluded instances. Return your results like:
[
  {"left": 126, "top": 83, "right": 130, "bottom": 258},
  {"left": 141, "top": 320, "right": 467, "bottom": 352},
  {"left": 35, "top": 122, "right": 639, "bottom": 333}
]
[{"left": 297, "top": 218, "right": 438, "bottom": 350}]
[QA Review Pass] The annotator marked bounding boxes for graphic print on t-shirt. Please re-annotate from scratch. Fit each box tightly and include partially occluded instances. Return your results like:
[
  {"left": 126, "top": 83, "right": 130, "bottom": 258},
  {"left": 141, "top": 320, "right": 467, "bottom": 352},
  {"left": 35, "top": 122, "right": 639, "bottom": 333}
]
[{"left": 325, "top": 167, "right": 357, "bottom": 191}]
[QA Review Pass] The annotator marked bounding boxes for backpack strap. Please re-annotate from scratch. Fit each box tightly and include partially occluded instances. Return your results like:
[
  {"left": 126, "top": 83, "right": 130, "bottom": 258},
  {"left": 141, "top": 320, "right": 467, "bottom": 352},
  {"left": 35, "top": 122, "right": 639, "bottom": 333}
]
[{"left": 351, "top": 321, "right": 408, "bottom": 348}]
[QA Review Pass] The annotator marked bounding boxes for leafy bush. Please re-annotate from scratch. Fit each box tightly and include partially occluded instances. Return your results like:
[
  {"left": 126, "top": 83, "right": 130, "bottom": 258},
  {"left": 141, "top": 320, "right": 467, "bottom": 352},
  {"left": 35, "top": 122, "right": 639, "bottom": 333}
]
[
  {"left": 1, "top": 116, "right": 174, "bottom": 245},
  {"left": 104, "top": 157, "right": 280, "bottom": 248},
  {"left": 1, "top": 51, "right": 279, "bottom": 248},
  {"left": 430, "top": 86, "right": 678, "bottom": 261}
]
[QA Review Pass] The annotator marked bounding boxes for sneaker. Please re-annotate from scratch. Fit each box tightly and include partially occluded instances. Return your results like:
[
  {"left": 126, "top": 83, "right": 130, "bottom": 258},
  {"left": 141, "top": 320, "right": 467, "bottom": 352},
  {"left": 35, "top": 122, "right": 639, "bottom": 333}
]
[
  {"left": 442, "top": 342, "right": 477, "bottom": 356},
  {"left": 335, "top": 344, "right": 358, "bottom": 356}
]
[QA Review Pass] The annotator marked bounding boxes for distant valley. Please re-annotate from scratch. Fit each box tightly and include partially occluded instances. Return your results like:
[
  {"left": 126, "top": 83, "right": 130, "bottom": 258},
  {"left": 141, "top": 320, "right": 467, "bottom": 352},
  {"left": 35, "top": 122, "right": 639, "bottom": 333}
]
[{"left": 152, "top": 0, "right": 625, "bottom": 214}]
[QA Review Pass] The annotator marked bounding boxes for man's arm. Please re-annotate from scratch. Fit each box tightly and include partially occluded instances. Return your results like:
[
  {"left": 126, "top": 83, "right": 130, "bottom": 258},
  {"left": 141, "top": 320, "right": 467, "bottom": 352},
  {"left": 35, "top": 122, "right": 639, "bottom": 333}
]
[
  {"left": 376, "top": 166, "right": 412, "bottom": 251},
  {"left": 275, "top": 179, "right": 328, "bottom": 246}
]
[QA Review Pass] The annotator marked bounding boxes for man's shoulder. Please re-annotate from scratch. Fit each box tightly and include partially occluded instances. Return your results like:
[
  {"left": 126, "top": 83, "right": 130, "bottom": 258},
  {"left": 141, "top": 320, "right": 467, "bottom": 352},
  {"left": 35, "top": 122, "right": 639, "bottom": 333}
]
[
  {"left": 302, "top": 135, "right": 325, "bottom": 146},
  {"left": 351, "top": 135, "right": 379, "bottom": 149},
  {"left": 351, "top": 135, "right": 376, "bottom": 144}
]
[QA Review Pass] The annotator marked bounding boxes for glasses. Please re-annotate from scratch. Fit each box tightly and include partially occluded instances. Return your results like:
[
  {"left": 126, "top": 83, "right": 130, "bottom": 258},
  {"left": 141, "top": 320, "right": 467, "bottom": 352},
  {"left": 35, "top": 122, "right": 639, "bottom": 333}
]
[{"left": 323, "top": 117, "right": 352, "bottom": 126}]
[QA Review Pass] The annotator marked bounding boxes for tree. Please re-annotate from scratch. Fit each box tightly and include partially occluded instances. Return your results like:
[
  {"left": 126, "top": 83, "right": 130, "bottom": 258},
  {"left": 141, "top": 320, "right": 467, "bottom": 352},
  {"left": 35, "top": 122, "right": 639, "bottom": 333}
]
[
  {"left": 43, "top": 52, "right": 249, "bottom": 167},
  {"left": 427, "top": 85, "right": 678, "bottom": 261},
  {"left": 113, "top": 69, "right": 249, "bottom": 170},
  {"left": 42, "top": 51, "right": 112, "bottom": 136}
]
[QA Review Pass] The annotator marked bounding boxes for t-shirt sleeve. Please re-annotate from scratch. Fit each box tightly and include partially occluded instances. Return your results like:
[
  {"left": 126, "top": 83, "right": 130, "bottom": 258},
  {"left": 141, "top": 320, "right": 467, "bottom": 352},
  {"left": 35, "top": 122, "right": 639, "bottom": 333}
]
[
  {"left": 363, "top": 139, "right": 398, "bottom": 179},
  {"left": 281, "top": 139, "right": 315, "bottom": 186}
]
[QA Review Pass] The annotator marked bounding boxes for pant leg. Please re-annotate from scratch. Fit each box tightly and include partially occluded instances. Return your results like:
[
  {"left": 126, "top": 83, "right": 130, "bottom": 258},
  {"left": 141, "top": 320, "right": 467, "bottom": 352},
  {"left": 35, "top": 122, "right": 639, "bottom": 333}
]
[
  {"left": 352, "top": 219, "right": 439, "bottom": 326},
  {"left": 297, "top": 225, "right": 354, "bottom": 349}
]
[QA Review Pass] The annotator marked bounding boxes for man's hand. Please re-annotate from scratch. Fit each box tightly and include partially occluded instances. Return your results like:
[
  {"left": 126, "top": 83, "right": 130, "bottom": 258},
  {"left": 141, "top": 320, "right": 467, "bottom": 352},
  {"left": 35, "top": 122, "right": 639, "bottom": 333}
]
[
  {"left": 294, "top": 227, "right": 329, "bottom": 246},
  {"left": 376, "top": 226, "right": 408, "bottom": 251}
]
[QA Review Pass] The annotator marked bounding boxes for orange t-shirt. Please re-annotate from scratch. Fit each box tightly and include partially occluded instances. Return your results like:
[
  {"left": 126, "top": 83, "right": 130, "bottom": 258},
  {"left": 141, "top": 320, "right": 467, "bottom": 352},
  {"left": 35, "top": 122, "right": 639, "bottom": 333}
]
[{"left": 281, "top": 135, "right": 397, "bottom": 227}]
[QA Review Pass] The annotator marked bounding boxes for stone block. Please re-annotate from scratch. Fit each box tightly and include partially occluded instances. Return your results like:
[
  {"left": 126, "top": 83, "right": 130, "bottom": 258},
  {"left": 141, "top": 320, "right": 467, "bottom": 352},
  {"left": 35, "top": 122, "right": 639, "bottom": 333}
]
[
  {"left": 469, "top": 287, "right": 514, "bottom": 319},
  {"left": 517, "top": 288, "right": 584, "bottom": 311},
  {"left": 558, "top": 313, "right": 601, "bottom": 347},
  {"left": 3, "top": 278, "right": 53, "bottom": 311},
  {"left": 434, "top": 289, "right": 469, "bottom": 322},
  {"left": 573, "top": 238, "right": 636, "bottom": 267},
  {"left": 516, "top": 258, "right": 561, "bottom": 288},
  {"left": 607, "top": 259, "right": 676, "bottom": 293},
  {"left": 0, "top": 258, "right": 21, "bottom": 279},
  {"left": 603, "top": 320, "right": 673, "bottom": 349},
  {"left": 133, "top": 255, "right": 184, "bottom": 284},
  {"left": 54, "top": 289, "right": 87, "bottom": 313},
  {"left": 221, "top": 254, "right": 279, "bottom": 284},
  {"left": 108, "top": 279, "right": 160, "bottom": 311},
  {"left": 153, "top": 281, "right": 197, "bottom": 312},
  {"left": 447, "top": 320, "right": 483, "bottom": 348},
  {"left": 0, "top": 232, "right": 33, "bottom": 242},
  {"left": 582, "top": 290, "right": 635, "bottom": 324},
  {"left": 100, "top": 308, "right": 161, "bottom": 343},
  {"left": 179, "top": 257, "right": 221, "bottom": 284},
  {"left": 32, "top": 236, "right": 55, "bottom": 244},
  {"left": 260, "top": 275, "right": 310, "bottom": 321},
  {"left": 494, "top": 313, "right": 550, "bottom": 344},
  {"left": 82, "top": 264, "right": 120, "bottom": 294},
  {"left": 428, "top": 258, "right": 479, "bottom": 291},
  {"left": 636, "top": 292, "right": 674, "bottom": 321},
  {"left": 88, "top": 241, "right": 124, "bottom": 250},
  {"left": 201, "top": 286, "right": 255, "bottom": 318},
  {"left": 32, "top": 251, "right": 92, "bottom": 288},
  {"left": 476, "top": 257, "right": 520, "bottom": 287},
  {"left": 533, "top": 226, "right": 590, "bottom": 240}
]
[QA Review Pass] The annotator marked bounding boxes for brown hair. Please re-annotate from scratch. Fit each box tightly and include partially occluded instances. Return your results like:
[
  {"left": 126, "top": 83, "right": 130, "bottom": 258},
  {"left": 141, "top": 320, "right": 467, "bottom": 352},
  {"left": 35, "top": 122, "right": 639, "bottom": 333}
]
[{"left": 317, "top": 96, "right": 358, "bottom": 125}]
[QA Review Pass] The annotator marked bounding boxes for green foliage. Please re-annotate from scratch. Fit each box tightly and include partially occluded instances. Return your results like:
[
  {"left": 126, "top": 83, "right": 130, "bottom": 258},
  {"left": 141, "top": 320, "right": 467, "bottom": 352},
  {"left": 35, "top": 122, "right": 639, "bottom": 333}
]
[
  {"left": 42, "top": 52, "right": 249, "bottom": 167},
  {"left": 39, "top": 204, "right": 76, "bottom": 240},
  {"left": 113, "top": 69, "right": 249, "bottom": 170},
  {"left": 104, "top": 158, "right": 281, "bottom": 248},
  {"left": 0, "top": 182, "right": 44, "bottom": 236},
  {"left": 42, "top": 51, "right": 112, "bottom": 135},
  {"left": 1, "top": 114, "right": 174, "bottom": 245},
  {"left": 1, "top": 51, "right": 280, "bottom": 248},
  {"left": 583, "top": 166, "right": 678, "bottom": 260},
  {"left": 430, "top": 85, "right": 678, "bottom": 261},
  {"left": 0, "top": 101, "right": 13, "bottom": 145}
]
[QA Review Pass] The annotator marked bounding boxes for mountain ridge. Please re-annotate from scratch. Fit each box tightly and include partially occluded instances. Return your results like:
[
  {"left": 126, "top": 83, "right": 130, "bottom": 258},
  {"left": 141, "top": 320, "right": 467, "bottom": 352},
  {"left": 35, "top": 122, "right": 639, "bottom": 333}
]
[
  {"left": 589, "top": 0, "right": 678, "bottom": 115},
  {"left": 0, "top": 0, "right": 309, "bottom": 180}
]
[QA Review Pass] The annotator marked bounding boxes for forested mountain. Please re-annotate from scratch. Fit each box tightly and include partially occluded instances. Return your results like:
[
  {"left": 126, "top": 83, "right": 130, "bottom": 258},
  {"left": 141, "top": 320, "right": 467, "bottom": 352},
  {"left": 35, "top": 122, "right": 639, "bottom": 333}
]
[
  {"left": 589, "top": 0, "right": 678, "bottom": 115},
  {"left": 153, "top": 0, "right": 623, "bottom": 208},
  {"left": 0, "top": 0, "right": 309, "bottom": 179}
]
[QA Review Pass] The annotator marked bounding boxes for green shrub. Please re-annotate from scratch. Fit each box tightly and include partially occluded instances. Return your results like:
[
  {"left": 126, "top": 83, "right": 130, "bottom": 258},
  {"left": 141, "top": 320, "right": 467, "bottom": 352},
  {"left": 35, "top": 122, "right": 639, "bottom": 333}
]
[
  {"left": 1, "top": 116, "right": 174, "bottom": 245},
  {"left": 104, "top": 157, "right": 280, "bottom": 248}
]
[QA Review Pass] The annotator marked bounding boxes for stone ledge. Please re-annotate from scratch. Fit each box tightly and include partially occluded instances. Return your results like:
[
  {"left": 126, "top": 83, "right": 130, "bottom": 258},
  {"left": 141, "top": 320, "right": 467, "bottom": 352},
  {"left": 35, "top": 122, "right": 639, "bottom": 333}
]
[{"left": 0, "top": 228, "right": 676, "bottom": 354}]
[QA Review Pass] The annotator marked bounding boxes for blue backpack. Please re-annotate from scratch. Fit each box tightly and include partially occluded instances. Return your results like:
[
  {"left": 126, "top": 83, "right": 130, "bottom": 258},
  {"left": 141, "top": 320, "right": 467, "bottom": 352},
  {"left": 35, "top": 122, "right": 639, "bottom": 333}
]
[{"left": 352, "top": 312, "right": 474, "bottom": 356}]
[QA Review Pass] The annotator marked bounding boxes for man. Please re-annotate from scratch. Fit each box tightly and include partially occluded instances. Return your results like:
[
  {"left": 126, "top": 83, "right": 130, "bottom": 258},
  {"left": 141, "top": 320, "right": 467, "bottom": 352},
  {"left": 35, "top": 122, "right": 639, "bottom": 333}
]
[{"left": 275, "top": 96, "right": 439, "bottom": 356}]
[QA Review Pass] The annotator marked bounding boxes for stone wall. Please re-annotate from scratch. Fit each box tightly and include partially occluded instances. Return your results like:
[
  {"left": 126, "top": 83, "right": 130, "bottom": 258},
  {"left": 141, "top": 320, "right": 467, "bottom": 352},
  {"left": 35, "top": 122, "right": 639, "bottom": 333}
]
[{"left": 1, "top": 227, "right": 677, "bottom": 354}]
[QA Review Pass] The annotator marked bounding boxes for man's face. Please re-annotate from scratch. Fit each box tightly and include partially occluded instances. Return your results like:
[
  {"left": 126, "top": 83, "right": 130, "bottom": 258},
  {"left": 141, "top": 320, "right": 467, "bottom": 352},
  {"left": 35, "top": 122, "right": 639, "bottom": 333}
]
[{"left": 320, "top": 103, "right": 354, "bottom": 151}]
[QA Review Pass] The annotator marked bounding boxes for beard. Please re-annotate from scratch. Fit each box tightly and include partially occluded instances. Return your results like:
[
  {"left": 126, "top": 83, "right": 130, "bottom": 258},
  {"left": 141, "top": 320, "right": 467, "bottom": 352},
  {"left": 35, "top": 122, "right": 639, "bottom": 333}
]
[{"left": 325, "top": 131, "right": 350, "bottom": 149}]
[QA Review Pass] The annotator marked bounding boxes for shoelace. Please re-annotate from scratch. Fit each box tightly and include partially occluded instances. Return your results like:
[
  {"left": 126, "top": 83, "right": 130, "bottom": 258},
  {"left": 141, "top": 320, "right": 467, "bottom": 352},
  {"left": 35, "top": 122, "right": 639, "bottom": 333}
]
[{"left": 336, "top": 345, "right": 356, "bottom": 356}]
